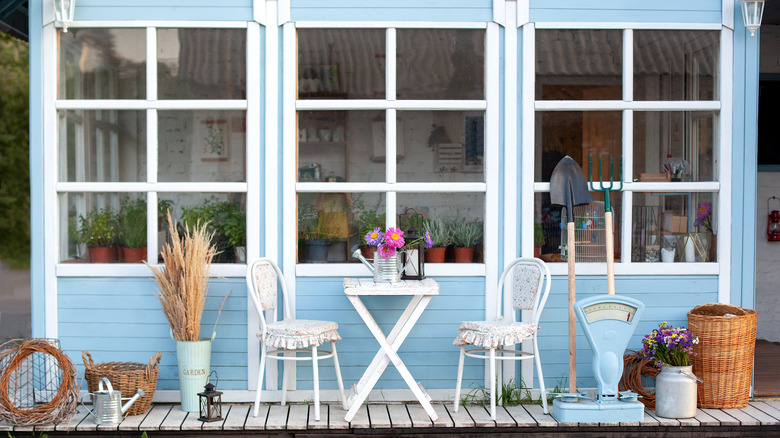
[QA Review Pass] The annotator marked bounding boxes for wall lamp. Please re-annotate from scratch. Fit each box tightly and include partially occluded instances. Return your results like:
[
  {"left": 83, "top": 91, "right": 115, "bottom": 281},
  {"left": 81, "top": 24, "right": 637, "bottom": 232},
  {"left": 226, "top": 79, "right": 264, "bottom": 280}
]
[
  {"left": 739, "top": 0, "right": 765, "bottom": 37},
  {"left": 54, "top": 0, "right": 76, "bottom": 32}
]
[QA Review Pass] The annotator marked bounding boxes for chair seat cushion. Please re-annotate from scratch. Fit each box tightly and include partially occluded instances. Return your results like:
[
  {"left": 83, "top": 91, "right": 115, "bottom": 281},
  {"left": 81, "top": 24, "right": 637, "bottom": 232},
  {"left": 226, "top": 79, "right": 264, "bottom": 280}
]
[
  {"left": 453, "top": 319, "right": 539, "bottom": 349},
  {"left": 258, "top": 319, "right": 341, "bottom": 349}
]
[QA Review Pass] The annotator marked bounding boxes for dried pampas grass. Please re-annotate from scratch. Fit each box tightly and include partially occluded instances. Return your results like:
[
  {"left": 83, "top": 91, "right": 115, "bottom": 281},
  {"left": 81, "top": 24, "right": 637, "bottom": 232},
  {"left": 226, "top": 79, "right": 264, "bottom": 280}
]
[{"left": 147, "top": 211, "right": 216, "bottom": 342}]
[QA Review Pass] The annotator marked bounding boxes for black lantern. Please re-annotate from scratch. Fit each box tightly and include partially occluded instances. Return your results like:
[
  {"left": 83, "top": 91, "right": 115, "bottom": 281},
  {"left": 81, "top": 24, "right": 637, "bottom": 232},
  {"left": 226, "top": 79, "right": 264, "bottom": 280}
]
[
  {"left": 198, "top": 382, "right": 223, "bottom": 422},
  {"left": 401, "top": 226, "right": 425, "bottom": 280}
]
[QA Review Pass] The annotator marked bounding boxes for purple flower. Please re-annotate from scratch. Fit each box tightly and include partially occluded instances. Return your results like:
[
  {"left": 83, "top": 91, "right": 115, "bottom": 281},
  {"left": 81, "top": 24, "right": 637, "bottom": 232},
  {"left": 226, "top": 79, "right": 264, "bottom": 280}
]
[
  {"left": 364, "top": 227, "right": 383, "bottom": 246},
  {"left": 377, "top": 243, "right": 396, "bottom": 258},
  {"left": 424, "top": 230, "right": 433, "bottom": 249},
  {"left": 696, "top": 203, "right": 712, "bottom": 219},
  {"left": 384, "top": 227, "right": 405, "bottom": 248}
]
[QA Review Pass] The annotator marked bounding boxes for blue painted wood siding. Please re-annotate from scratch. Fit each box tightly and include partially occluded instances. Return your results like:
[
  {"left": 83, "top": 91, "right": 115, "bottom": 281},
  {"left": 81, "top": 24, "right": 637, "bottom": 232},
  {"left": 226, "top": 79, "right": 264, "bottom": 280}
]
[
  {"left": 73, "top": 0, "right": 253, "bottom": 21},
  {"left": 290, "top": 0, "right": 492, "bottom": 22},
  {"left": 58, "top": 278, "right": 247, "bottom": 390},
  {"left": 529, "top": 0, "right": 722, "bottom": 24}
]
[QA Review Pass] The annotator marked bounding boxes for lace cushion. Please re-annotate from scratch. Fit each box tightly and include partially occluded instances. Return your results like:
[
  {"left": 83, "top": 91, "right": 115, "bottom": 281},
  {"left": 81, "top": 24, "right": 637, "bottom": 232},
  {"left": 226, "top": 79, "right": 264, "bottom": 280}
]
[
  {"left": 253, "top": 262, "right": 277, "bottom": 311},
  {"left": 512, "top": 264, "right": 541, "bottom": 311},
  {"left": 258, "top": 319, "right": 341, "bottom": 349},
  {"left": 453, "top": 319, "right": 539, "bottom": 349}
]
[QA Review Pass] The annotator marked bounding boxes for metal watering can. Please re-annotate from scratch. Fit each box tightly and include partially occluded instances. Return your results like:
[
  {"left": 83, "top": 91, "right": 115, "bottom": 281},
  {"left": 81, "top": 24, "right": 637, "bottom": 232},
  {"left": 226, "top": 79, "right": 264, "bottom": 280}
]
[
  {"left": 83, "top": 377, "right": 145, "bottom": 425},
  {"left": 351, "top": 248, "right": 404, "bottom": 283}
]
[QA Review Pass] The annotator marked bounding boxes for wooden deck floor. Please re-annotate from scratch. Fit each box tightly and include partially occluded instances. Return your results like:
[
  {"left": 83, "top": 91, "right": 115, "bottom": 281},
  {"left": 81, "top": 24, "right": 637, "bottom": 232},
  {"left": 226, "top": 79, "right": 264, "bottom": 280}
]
[{"left": 3, "top": 400, "right": 780, "bottom": 437}]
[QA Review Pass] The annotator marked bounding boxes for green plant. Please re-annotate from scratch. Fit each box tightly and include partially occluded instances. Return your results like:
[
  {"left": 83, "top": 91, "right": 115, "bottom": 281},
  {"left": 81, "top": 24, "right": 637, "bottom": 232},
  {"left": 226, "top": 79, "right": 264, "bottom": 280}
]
[
  {"left": 460, "top": 378, "right": 540, "bottom": 407},
  {"left": 448, "top": 219, "right": 481, "bottom": 247},
  {"left": 222, "top": 205, "right": 246, "bottom": 246},
  {"left": 78, "top": 208, "right": 116, "bottom": 247},
  {"left": 298, "top": 205, "right": 327, "bottom": 241},
  {"left": 119, "top": 196, "right": 147, "bottom": 248},
  {"left": 158, "top": 199, "right": 174, "bottom": 219},
  {"left": 351, "top": 198, "right": 386, "bottom": 239},
  {"left": 534, "top": 221, "right": 545, "bottom": 247},
  {"left": 422, "top": 217, "right": 451, "bottom": 247}
]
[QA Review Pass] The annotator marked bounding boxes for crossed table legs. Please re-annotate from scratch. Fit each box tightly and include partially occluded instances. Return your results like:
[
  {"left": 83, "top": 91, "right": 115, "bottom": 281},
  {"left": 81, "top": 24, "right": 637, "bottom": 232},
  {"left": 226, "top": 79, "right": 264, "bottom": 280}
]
[{"left": 344, "top": 294, "right": 438, "bottom": 422}]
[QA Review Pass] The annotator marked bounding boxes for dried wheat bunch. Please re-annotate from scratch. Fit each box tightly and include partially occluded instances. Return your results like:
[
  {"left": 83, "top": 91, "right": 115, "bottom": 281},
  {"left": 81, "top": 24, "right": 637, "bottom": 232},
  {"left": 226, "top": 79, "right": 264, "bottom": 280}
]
[{"left": 147, "top": 211, "right": 216, "bottom": 342}]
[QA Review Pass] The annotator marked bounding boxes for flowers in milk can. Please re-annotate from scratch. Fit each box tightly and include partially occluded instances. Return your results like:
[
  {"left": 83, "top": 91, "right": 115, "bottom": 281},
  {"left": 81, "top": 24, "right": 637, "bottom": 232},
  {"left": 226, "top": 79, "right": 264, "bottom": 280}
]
[{"left": 640, "top": 322, "right": 699, "bottom": 367}]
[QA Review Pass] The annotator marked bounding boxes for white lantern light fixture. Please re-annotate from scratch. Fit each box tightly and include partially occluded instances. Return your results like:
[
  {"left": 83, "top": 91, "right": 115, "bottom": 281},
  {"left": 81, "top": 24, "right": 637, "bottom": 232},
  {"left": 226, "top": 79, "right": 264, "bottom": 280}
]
[
  {"left": 739, "top": 0, "right": 765, "bottom": 37},
  {"left": 53, "top": 0, "right": 76, "bottom": 32}
]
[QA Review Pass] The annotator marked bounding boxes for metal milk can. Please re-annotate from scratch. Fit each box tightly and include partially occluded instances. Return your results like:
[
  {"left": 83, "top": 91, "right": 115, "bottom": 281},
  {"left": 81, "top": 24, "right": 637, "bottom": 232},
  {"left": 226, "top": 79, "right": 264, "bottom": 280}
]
[{"left": 83, "top": 377, "right": 145, "bottom": 425}]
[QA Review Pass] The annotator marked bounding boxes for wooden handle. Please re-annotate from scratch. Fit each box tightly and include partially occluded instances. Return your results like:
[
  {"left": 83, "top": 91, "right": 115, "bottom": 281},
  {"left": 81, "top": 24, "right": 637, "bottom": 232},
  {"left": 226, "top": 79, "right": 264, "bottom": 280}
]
[
  {"left": 605, "top": 211, "right": 615, "bottom": 295},
  {"left": 567, "top": 223, "right": 577, "bottom": 394}
]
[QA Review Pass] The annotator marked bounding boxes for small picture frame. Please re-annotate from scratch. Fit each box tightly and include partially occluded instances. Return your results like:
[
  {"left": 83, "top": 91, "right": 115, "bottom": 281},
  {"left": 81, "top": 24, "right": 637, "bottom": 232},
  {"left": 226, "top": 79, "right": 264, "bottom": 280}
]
[
  {"left": 196, "top": 117, "right": 229, "bottom": 162},
  {"left": 298, "top": 163, "right": 322, "bottom": 182}
]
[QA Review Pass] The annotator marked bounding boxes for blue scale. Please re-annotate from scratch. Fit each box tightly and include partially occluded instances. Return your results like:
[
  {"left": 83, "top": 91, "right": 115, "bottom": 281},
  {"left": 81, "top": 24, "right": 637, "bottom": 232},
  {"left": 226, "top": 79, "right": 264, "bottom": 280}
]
[{"left": 552, "top": 295, "right": 646, "bottom": 423}]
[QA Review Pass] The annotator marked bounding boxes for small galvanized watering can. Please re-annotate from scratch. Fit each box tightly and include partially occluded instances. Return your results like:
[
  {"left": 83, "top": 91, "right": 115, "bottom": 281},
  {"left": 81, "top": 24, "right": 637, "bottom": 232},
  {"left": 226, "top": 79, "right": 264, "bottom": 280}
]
[
  {"left": 83, "top": 377, "right": 145, "bottom": 425},
  {"left": 352, "top": 249, "right": 404, "bottom": 283}
]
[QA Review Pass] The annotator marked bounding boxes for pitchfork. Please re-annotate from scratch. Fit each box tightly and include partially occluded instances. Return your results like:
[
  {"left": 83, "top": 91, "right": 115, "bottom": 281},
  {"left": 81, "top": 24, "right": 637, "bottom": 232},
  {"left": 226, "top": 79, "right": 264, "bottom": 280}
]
[{"left": 589, "top": 155, "right": 623, "bottom": 295}]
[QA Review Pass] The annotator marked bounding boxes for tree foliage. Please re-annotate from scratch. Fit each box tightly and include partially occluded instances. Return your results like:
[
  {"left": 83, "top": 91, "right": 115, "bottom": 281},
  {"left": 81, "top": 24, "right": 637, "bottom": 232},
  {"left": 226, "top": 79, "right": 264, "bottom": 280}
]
[{"left": 0, "top": 34, "right": 30, "bottom": 268}]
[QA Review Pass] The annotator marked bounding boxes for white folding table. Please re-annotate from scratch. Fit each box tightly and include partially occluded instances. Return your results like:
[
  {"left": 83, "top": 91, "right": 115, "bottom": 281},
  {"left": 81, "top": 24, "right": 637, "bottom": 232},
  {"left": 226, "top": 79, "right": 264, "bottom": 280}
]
[{"left": 343, "top": 278, "right": 440, "bottom": 422}]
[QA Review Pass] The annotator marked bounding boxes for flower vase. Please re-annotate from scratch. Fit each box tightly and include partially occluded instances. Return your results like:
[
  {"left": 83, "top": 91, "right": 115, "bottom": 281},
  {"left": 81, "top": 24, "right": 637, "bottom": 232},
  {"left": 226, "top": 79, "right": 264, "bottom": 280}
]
[
  {"left": 655, "top": 365, "right": 698, "bottom": 418},
  {"left": 373, "top": 251, "right": 401, "bottom": 283}
]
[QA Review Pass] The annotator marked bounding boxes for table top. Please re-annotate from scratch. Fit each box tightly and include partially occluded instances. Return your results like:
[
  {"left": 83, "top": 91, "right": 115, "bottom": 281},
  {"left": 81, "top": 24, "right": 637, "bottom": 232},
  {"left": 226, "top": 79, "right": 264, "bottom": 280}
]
[{"left": 343, "top": 278, "right": 439, "bottom": 296}]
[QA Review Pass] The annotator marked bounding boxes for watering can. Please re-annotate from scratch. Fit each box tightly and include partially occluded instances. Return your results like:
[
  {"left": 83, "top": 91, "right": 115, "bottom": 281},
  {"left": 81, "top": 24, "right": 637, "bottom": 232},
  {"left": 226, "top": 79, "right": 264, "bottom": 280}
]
[
  {"left": 83, "top": 377, "right": 145, "bottom": 425},
  {"left": 351, "top": 248, "right": 404, "bottom": 283}
]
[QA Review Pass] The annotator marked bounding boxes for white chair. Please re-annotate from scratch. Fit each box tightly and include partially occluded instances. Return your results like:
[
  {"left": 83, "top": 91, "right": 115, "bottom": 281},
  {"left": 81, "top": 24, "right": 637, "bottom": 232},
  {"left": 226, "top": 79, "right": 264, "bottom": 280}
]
[
  {"left": 453, "top": 257, "right": 551, "bottom": 419},
  {"left": 247, "top": 258, "right": 347, "bottom": 420}
]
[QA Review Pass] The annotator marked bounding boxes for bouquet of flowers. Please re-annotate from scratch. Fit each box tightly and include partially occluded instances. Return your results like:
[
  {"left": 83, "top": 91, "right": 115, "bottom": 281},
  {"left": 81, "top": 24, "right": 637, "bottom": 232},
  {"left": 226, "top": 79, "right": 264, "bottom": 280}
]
[
  {"left": 364, "top": 227, "right": 433, "bottom": 258},
  {"left": 640, "top": 322, "right": 699, "bottom": 367},
  {"left": 694, "top": 202, "right": 714, "bottom": 234}
]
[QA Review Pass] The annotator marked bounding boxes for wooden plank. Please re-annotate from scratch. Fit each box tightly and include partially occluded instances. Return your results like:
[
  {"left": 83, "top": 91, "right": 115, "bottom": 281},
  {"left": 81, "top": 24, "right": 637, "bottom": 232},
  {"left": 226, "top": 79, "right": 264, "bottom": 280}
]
[
  {"left": 700, "top": 408, "right": 740, "bottom": 426},
  {"left": 388, "top": 404, "right": 412, "bottom": 428},
  {"left": 265, "top": 405, "right": 289, "bottom": 430},
  {"left": 0, "top": 419, "right": 12, "bottom": 432},
  {"left": 160, "top": 405, "right": 188, "bottom": 430},
  {"left": 445, "top": 404, "right": 475, "bottom": 428},
  {"left": 180, "top": 411, "right": 204, "bottom": 431},
  {"left": 639, "top": 409, "right": 661, "bottom": 426},
  {"left": 646, "top": 410, "right": 680, "bottom": 426},
  {"left": 524, "top": 403, "right": 558, "bottom": 427},
  {"left": 466, "top": 405, "right": 495, "bottom": 427},
  {"left": 139, "top": 404, "right": 173, "bottom": 431},
  {"left": 327, "top": 403, "right": 351, "bottom": 430},
  {"left": 752, "top": 401, "right": 780, "bottom": 421},
  {"left": 676, "top": 416, "right": 700, "bottom": 427},
  {"left": 119, "top": 407, "right": 154, "bottom": 431},
  {"left": 56, "top": 405, "right": 90, "bottom": 431},
  {"left": 692, "top": 408, "right": 720, "bottom": 426},
  {"left": 432, "top": 403, "right": 454, "bottom": 428},
  {"left": 244, "top": 404, "right": 269, "bottom": 430},
  {"left": 349, "top": 405, "right": 370, "bottom": 429},
  {"left": 738, "top": 404, "right": 780, "bottom": 425},
  {"left": 76, "top": 407, "right": 100, "bottom": 432},
  {"left": 504, "top": 404, "right": 538, "bottom": 427},
  {"left": 765, "top": 399, "right": 780, "bottom": 412},
  {"left": 287, "top": 404, "right": 309, "bottom": 429},
  {"left": 223, "top": 404, "right": 249, "bottom": 431},
  {"left": 308, "top": 404, "right": 328, "bottom": 429},
  {"left": 202, "top": 405, "right": 228, "bottom": 431},
  {"left": 368, "top": 404, "right": 392, "bottom": 428},
  {"left": 408, "top": 403, "right": 433, "bottom": 428},
  {"left": 722, "top": 406, "right": 761, "bottom": 426},
  {"left": 494, "top": 406, "right": 517, "bottom": 427}
]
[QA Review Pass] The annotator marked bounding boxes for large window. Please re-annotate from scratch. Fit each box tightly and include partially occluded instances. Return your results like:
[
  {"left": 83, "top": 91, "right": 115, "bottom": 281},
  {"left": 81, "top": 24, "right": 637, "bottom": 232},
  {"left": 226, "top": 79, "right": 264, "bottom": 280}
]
[
  {"left": 533, "top": 28, "right": 721, "bottom": 269},
  {"left": 57, "top": 27, "right": 248, "bottom": 266},
  {"left": 295, "top": 27, "right": 488, "bottom": 265}
]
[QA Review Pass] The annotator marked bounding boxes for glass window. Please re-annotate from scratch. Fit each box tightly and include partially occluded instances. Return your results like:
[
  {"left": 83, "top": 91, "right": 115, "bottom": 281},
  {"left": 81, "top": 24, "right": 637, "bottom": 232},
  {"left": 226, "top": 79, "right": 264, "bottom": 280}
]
[{"left": 59, "top": 28, "right": 146, "bottom": 99}]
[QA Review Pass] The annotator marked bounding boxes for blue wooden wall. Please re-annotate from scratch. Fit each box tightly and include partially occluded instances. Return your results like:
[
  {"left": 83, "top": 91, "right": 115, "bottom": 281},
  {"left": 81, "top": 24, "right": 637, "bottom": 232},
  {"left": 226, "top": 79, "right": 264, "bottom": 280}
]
[
  {"left": 73, "top": 0, "right": 253, "bottom": 21},
  {"left": 529, "top": 0, "right": 721, "bottom": 23},
  {"left": 290, "top": 0, "right": 492, "bottom": 22}
]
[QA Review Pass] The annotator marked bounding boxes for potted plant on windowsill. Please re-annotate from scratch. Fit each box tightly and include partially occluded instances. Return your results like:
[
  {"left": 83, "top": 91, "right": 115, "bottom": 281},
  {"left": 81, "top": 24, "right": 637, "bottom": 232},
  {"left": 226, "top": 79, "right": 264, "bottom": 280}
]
[
  {"left": 422, "top": 217, "right": 450, "bottom": 263},
  {"left": 182, "top": 199, "right": 243, "bottom": 263},
  {"left": 351, "top": 198, "right": 386, "bottom": 259},
  {"left": 222, "top": 205, "right": 246, "bottom": 263},
  {"left": 78, "top": 208, "right": 116, "bottom": 263},
  {"left": 449, "top": 219, "right": 481, "bottom": 263},
  {"left": 534, "top": 221, "right": 546, "bottom": 258},
  {"left": 299, "top": 206, "right": 330, "bottom": 263},
  {"left": 119, "top": 196, "right": 148, "bottom": 263}
]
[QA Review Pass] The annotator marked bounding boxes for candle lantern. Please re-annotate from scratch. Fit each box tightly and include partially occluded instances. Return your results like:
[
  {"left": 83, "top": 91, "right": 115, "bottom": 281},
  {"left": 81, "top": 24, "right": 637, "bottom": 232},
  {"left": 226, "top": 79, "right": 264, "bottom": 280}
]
[
  {"left": 768, "top": 196, "right": 780, "bottom": 242},
  {"left": 198, "top": 382, "right": 223, "bottom": 422},
  {"left": 401, "top": 226, "right": 425, "bottom": 280}
]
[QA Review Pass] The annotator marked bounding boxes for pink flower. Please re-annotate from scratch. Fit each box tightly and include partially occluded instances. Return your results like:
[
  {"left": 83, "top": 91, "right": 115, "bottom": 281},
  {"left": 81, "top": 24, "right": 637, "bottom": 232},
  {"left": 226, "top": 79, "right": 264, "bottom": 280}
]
[
  {"left": 696, "top": 203, "right": 712, "bottom": 219},
  {"left": 383, "top": 227, "right": 405, "bottom": 248},
  {"left": 377, "top": 244, "right": 396, "bottom": 258}
]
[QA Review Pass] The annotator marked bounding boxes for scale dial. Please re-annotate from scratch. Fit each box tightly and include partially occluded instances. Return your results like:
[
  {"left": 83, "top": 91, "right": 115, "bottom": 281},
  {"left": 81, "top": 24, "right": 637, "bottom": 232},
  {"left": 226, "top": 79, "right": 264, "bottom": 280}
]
[{"left": 583, "top": 302, "right": 638, "bottom": 323}]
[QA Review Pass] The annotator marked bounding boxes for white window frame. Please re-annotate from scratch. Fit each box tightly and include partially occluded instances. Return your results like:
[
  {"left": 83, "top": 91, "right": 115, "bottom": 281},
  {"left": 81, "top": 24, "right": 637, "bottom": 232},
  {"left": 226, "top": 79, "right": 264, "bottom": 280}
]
[
  {"left": 51, "top": 22, "right": 259, "bottom": 279},
  {"left": 522, "top": 22, "right": 731, "bottom": 295}
]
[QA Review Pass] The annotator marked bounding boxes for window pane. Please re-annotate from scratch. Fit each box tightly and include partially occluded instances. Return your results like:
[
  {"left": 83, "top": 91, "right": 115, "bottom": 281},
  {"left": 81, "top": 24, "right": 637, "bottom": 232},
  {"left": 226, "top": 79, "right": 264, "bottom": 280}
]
[
  {"left": 159, "top": 193, "right": 246, "bottom": 263},
  {"left": 397, "top": 111, "right": 485, "bottom": 182},
  {"left": 60, "top": 192, "right": 147, "bottom": 263},
  {"left": 534, "top": 192, "right": 622, "bottom": 263},
  {"left": 397, "top": 29, "right": 485, "bottom": 100},
  {"left": 297, "top": 111, "right": 384, "bottom": 183},
  {"left": 632, "top": 192, "right": 716, "bottom": 262},
  {"left": 298, "top": 192, "right": 386, "bottom": 263},
  {"left": 633, "top": 111, "right": 717, "bottom": 182},
  {"left": 59, "top": 29, "right": 146, "bottom": 99},
  {"left": 58, "top": 110, "right": 146, "bottom": 182},
  {"left": 536, "top": 29, "right": 622, "bottom": 100},
  {"left": 397, "top": 193, "right": 484, "bottom": 263},
  {"left": 158, "top": 29, "right": 246, "bottom": 99},
  {"left": 634, "top": 30, "right": 719, "bottom": 101},
  {"left": 297, "top": 29, "right": 385, "bottom": 99},
  {"left": 535, "top": 111, "right": 622, "bottom": 182},
  {"left": 158, "top": 110, "right": 246, "bottom": 182}
]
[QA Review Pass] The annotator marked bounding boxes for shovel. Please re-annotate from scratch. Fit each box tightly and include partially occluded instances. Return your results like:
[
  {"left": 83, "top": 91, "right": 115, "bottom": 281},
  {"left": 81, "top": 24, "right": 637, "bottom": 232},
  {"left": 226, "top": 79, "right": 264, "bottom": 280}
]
[{"left": 550, "top": 156, "right": 590, "bottom": 395}]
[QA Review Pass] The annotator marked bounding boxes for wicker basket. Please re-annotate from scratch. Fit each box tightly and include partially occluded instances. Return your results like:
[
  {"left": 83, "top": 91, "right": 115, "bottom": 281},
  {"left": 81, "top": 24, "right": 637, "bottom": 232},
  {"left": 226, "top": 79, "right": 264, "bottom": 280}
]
[
  {"left": 687, "top": 303, "right": 756, "bottom": 409},
  {"left": 82, "top": 351, "right": 162, "bottom": 416}
]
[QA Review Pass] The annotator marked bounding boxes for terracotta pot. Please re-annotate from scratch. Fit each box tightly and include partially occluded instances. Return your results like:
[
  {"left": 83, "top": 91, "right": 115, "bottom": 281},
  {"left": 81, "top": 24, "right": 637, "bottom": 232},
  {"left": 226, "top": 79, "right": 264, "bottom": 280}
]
[
  {"left": 426, "top": 247, "right": 446, "bottom": 263},
  {"left": 88, "top": 247, "right": 112, "bottom": 263},
  {"left": 453, "top": 247, "right": 474, "bottom": 263},
  {"left": 109, "top": 245, "right": 119, "bottom": 262},
  {"left": 124, "top": 247, "right": 147, "bottom": 263},
  {"left": 117, "top": 246, "right": 125, "bottom": 262},
  {"left": 534, "top": 246, "right": 541, "bottom": 258},
  {"left": 360, "top": 246, "right": 374, "bottom": 260}
]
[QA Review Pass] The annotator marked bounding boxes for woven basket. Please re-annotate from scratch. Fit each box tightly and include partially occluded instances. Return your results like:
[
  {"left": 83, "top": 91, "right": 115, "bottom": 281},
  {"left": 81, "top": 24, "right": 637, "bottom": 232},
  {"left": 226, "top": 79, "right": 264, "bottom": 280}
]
[
  {"left": 687, "top": 303, "right": 756, "bottom": 409},
  {"left": 82, "top": 351, "right": 162, "bottom": 416}
]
